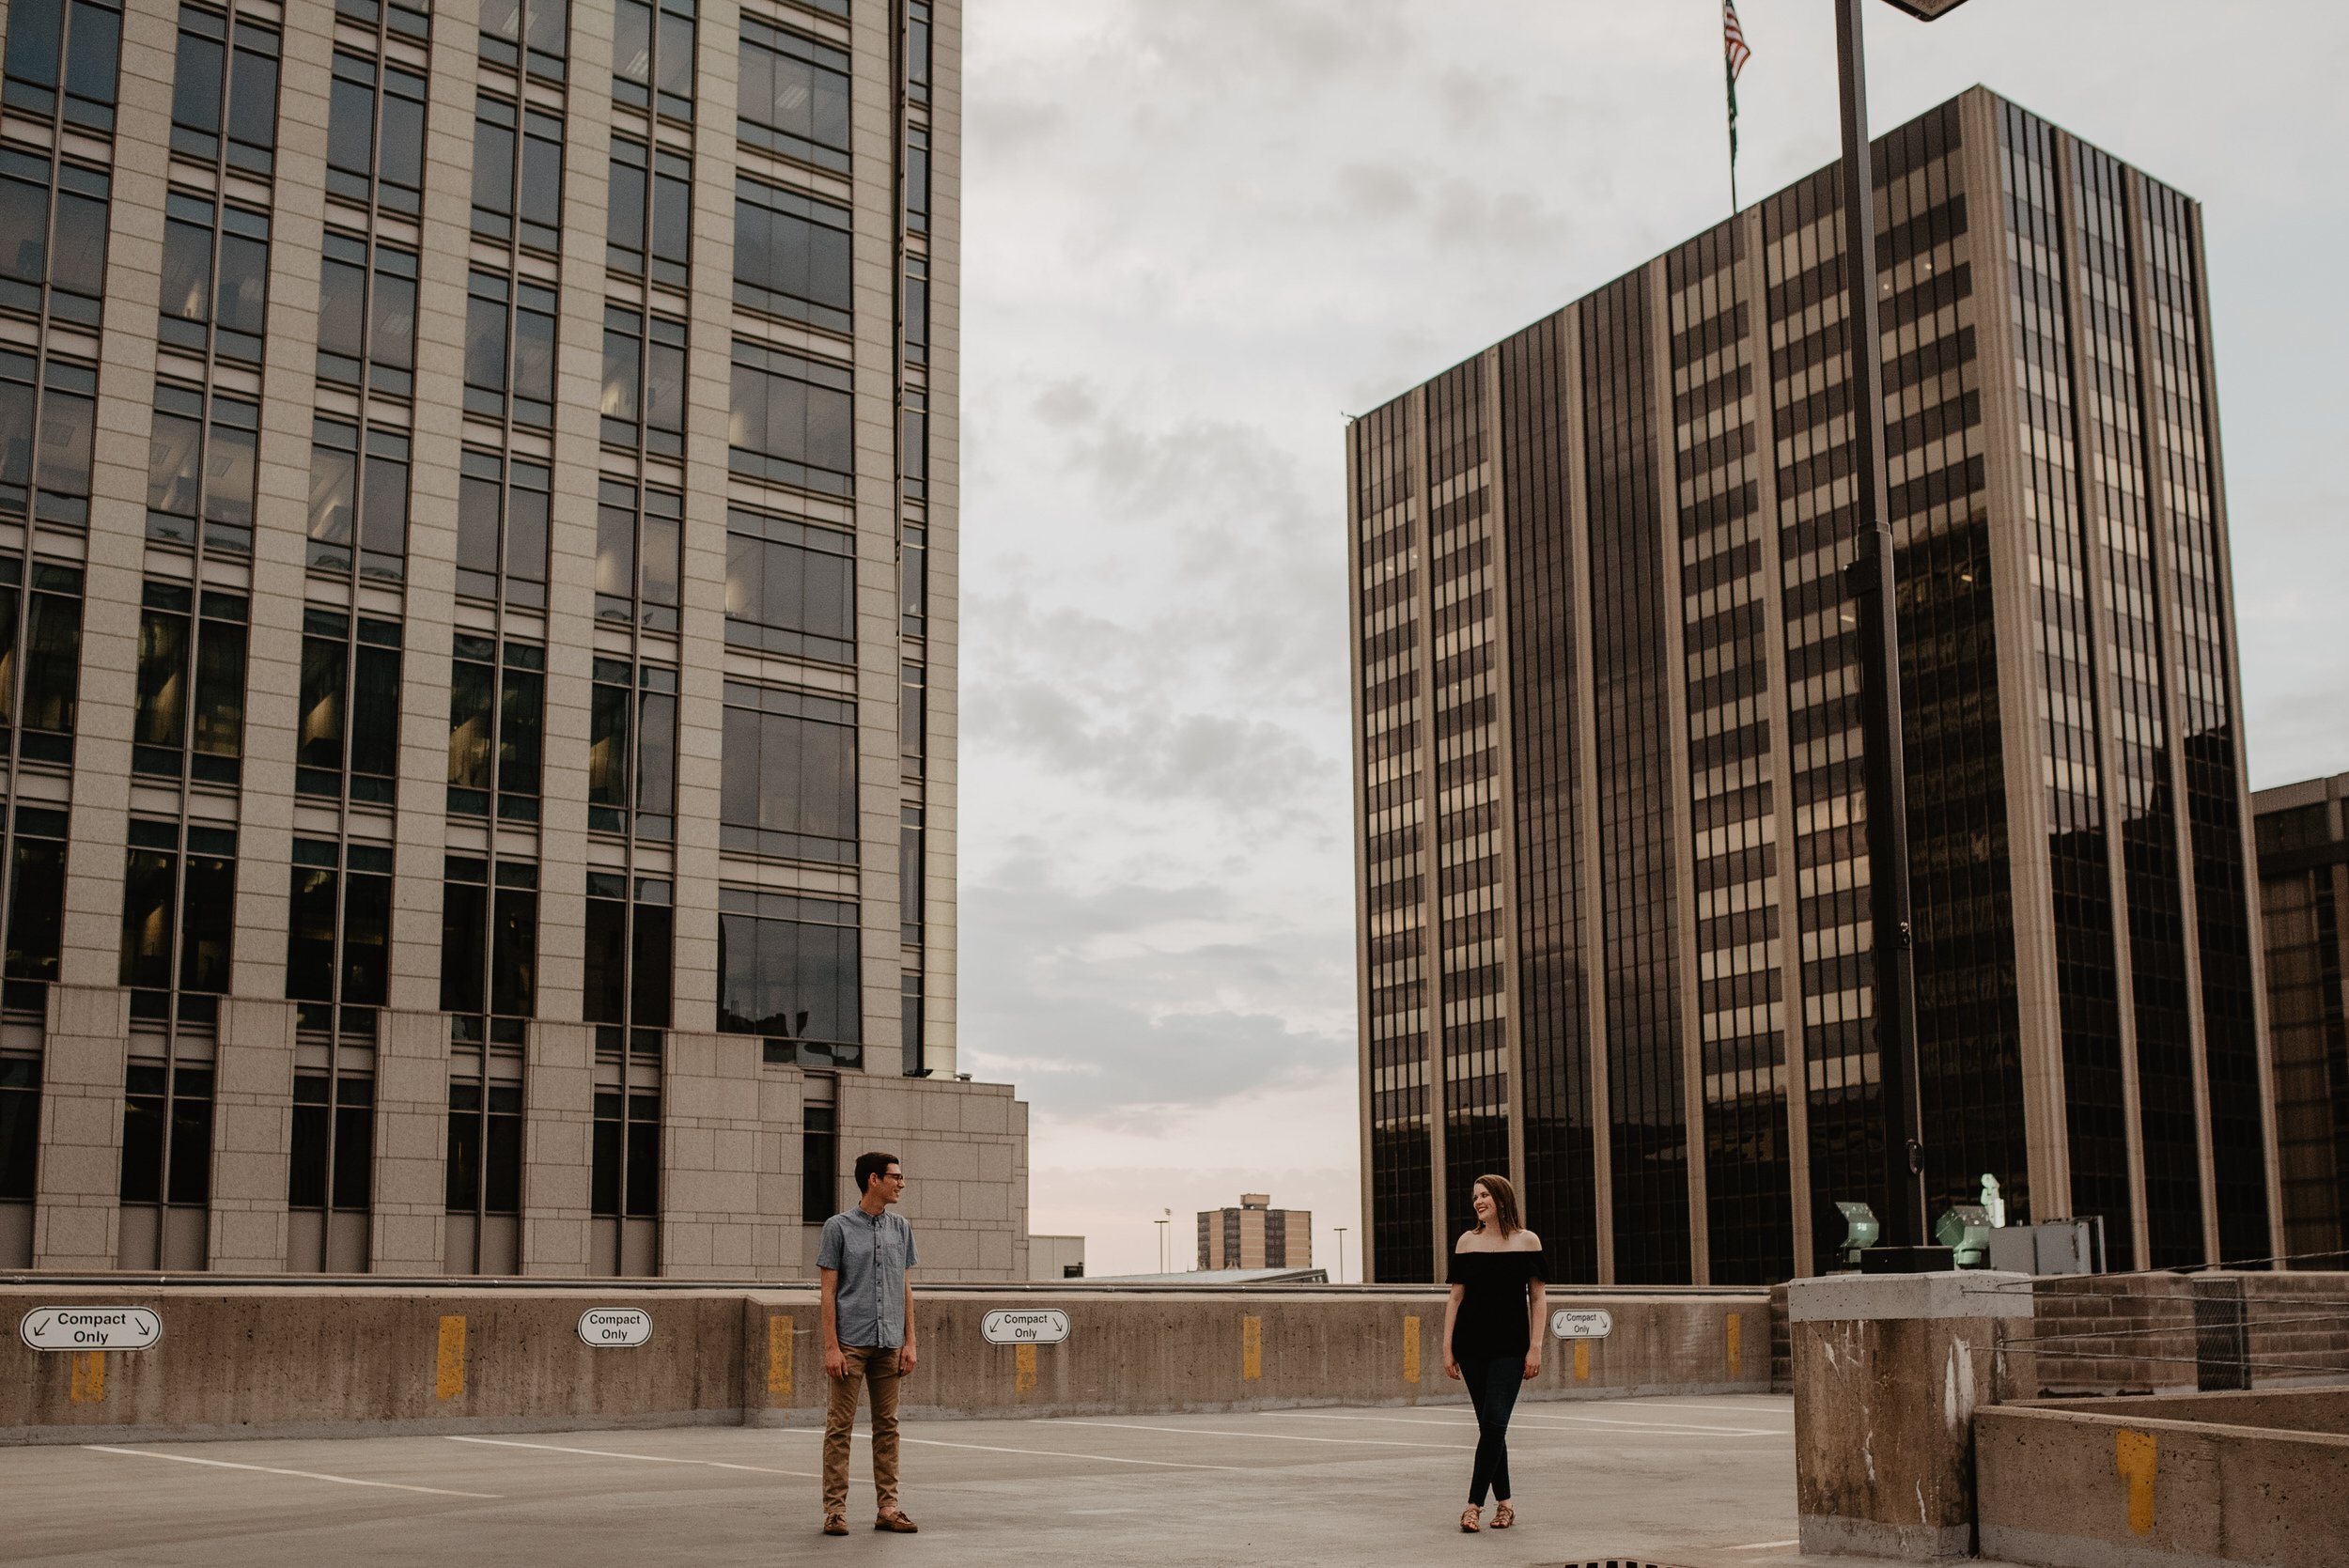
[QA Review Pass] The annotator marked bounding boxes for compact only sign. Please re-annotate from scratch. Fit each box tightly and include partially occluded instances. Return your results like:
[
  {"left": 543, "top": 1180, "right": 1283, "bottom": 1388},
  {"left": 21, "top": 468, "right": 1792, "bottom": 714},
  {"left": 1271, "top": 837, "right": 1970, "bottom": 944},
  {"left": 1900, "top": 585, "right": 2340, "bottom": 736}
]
[
  {"left": 577, "top": 1308, "right": 653, "bottom": 1347},
  {"left": 980, "top": 1309, "right": 1069, "bottom": 1345},
  {"left": 21, "top": 1307, "right": 163, "bottom": 1351},
  {"left": 1549, "top": 1308, "right": 1614, "bottom": 1341}
]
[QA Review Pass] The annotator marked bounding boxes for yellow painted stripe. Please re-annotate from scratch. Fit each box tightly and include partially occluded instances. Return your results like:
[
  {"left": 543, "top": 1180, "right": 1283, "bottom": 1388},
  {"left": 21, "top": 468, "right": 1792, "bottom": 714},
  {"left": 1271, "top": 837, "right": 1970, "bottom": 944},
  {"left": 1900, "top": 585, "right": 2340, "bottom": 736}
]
[
  {"left": 1401, "top": 1315, "right": 1421, "bottom": 1385},
  {"left": 767, "top": 1316, "right": 792, "bottom": 1400},
  {"left": 2115, "top": 1428, "right": 2157, "bottom": 1535},
  {"left": 1015, "top": 1343, "right": 1038, "bottom": 1394},
  {"left": 1726, "top": 1312, "right": 1743, "bottom": 1379},
  {"left": 70, "top": 1351, "right": 104, "bottom": 1404},
  {"left": 435, "top": 1314, "right": 466, "bottom": 1401},
  {"left": 1573, "top": 1339, "right": 1590, "bottom": 1383},
  {"left": 1241, "top": 1315, "right": 1262, "bottom": 1381}
]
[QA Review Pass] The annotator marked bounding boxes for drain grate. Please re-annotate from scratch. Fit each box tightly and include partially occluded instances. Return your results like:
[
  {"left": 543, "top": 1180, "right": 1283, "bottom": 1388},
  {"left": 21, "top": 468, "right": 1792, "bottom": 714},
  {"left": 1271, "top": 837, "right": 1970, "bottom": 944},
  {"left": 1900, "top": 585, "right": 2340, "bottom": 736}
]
[{"left": 1552, "top": 1561, "right": 1696, "bottom": 1568}]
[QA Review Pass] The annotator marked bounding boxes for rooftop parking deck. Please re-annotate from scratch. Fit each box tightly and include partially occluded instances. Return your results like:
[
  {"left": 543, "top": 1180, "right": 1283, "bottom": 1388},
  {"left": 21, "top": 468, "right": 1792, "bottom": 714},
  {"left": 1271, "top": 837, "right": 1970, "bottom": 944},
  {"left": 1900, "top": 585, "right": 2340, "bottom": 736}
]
[{"left": 0, "top": 1391, "right": 2022, "bottom": 1568}]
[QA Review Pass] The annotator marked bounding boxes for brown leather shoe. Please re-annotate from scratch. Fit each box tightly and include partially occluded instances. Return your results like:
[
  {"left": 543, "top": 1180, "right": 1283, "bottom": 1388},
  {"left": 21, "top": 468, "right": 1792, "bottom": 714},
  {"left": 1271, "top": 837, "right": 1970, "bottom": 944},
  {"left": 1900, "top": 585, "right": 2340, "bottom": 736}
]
[
  {"left": 874, "top": 1511, "right": 920, "bottom": 1533},
  {"left": 822, "top": 1515, "right": 848, "bottom": 1537}
]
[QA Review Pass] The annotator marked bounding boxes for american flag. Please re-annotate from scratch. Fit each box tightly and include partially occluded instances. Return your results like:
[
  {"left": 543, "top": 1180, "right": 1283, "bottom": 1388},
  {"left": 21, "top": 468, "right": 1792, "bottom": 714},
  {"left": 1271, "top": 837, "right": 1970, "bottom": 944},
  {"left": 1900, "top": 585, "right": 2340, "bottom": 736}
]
[{"left": 1723, "top": 0, "right": 1752, "bottom": 209}]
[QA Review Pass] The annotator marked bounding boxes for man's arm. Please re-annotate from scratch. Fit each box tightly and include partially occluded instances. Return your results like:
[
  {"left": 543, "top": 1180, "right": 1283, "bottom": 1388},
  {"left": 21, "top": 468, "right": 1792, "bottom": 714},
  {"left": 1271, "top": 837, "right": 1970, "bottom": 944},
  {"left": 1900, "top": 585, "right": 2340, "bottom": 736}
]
[
  {"left": 818, "top": 1265, "right": 845, "bottom": 1378},
  {"left": 897, "top": 1268, "right": 916, "bottom": 1371}
]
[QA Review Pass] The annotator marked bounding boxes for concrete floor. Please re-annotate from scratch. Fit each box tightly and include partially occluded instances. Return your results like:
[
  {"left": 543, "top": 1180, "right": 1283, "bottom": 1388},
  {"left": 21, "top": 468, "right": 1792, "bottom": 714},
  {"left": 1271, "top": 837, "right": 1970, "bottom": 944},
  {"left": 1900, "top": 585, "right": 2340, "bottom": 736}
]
[{"left": 0, "top": 1393, "right": 2017, "bottom": 1567}]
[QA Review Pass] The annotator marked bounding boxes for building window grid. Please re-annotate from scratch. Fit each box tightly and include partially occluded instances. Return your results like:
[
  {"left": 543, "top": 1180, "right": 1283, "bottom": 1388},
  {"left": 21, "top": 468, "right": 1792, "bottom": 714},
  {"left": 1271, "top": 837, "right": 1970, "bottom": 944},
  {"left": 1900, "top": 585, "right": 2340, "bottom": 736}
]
[
  {"left": 471, "top": 90, "right": 564, "bottom": 256},
  {"left": 287, "top": 834, "right": 392, "bottom": 1044},
  {"left": 325, "top": 45, "right": 428, "bottom": 218},
  {"left": 585, "top": 868, "right": 672, "bottom": 1059},
  {"left": 0, "top": 553, "right": 83, "bottom": 773},
  {"left": 440, "top": 854, "right": 537, "bottom": 1048},
  {"left": 296, "top": 607, "right": 400, "bottom": 806},
  {"left": 168, "top": 3, "right": 278, "bottom": 179},
  {"left": 1764, "top": 170, "right": 1881, "bottom": 1267},
  {"left": 1670, "top": 221, "right": 1793, "bottom": 1287},
  {"left": 0, "top": 345, "right": 97, "bottom": 530},
  {"left": 0, "top": 802, "right": 67, "bottom": 1018},
  {"left": 455, "top": 447, "right": 550, "bottom": 611},
  {"left": 1353, "top": 401, "right": 1433, "bottom": 1282},
  {"left": 1865, "top": 109, "right": 2031, "bottom": 1234},
  {"left": 610, "top": 137, "right": 693, "bottom": 289},
  {"left": 1, "top": 0, "right": 123, "bottom": 136},
  {"left": 2141, "top": 180, "right": 2268, "bottom": 1259},
  {"left": 1496, "top": 310, "right": 1599, "bottom": 1283},
  {"left": 477, "top": 0, "right": 568, "bottom": 85},
  {"left": 612, "top": 0, "right": 696, "bottom": 121},
  {"left": 1582, "top": 266, "right": 1693, "bottom": 1285},
  {"left": 117, "top": 1055, "right": 212, "bottom": 1265},
  {"left": 739, "top": 14, "right": 850, "bottom": 175},
  {"left": 593, "top": 477, "right": 683, "bottom": 636},
  {"left": 132, "top": 580, "right": 246, "bottom": 789},
  {"left": 318, "top": 227, "right": 418, "bottom": 401},
  {"left": 446, "top": 630, "right": 545, "bottom": 825},
  {"left": 0, "top": 140, "right": 111, "bottom": 330},
  {"left": 600, "top": 303, "right": 688, "bottom": 460},
  {"left": 287, "top": 1065, "right": 372, "bottom": 1262},
  {"left": 119, "top": 817, "right": 235, "bottom": 1030}
]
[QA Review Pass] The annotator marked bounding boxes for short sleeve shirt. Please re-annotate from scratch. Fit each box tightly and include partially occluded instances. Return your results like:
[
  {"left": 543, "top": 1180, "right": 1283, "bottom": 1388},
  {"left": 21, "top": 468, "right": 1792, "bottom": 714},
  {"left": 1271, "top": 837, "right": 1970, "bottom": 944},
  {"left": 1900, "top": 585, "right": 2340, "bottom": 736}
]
[{"left": 817, "top": 1206, "right": 920, "bottom": 1349}]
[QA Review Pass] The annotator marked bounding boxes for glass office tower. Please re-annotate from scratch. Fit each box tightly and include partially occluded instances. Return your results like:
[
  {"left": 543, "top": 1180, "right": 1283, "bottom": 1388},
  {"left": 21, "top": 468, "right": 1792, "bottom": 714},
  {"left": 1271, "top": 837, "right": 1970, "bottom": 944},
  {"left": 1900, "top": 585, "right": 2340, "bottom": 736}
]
[
  {"left": 1349, "top": 87, "right": 2279, "bottom": 1284},
  {"left": 0, "top": 0, "right": 1032, "bottom": 1280},
  {"left": 2253, "top": 774, "right": 2349, "bottom": 1269}
]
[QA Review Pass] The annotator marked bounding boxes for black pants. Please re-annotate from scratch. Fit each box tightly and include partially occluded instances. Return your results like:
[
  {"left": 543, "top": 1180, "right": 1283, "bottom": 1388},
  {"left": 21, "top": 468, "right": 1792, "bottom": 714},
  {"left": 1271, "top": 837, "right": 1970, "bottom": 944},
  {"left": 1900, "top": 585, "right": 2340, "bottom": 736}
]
[{"left": 1461, "top": 1355, "right": 1524, "bottom": 1505}]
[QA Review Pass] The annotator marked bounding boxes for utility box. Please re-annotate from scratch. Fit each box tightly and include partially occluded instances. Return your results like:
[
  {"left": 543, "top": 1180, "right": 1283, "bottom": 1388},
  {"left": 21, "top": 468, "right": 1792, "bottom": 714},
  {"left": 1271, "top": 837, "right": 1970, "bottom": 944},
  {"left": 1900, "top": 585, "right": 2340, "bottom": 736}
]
[{"left": 1985, "top": 1218, "right": 2105, "bottom": 1275}]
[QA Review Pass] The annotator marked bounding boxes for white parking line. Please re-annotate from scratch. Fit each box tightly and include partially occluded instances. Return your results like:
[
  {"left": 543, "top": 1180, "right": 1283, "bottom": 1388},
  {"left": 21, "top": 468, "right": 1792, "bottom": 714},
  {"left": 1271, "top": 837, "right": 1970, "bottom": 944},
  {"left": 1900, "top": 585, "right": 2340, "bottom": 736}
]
[
  {"left": 1727, "top": 1540, "right": 1801, "bottom": 1551},
  {"left": 1273, "top": 1409, "right": 1781, "bottom": 1437},
  {"left": 1621, "top": 1400, "right": 1797, "bottom": 1419},
  {"left": 86, "top": 1445, "right": 500, "bottom": 1498},
  {"left": 1057, "top": 1419, "right": 1465, "bottom": 1452},
  {"left": 446, "top": 1434, "right": 839, "bottom": 1481},
  {"left": 830, "top": 1429, "right": 1249, "bottom": 1473}
]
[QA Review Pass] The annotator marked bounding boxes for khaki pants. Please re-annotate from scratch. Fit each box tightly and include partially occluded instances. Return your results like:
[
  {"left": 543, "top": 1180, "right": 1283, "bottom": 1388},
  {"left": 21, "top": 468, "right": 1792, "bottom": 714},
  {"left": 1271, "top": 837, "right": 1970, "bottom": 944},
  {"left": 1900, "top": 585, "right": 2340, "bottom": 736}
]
[{"left": 822, "top": 1344, "right": 902, "bottom": 1516}]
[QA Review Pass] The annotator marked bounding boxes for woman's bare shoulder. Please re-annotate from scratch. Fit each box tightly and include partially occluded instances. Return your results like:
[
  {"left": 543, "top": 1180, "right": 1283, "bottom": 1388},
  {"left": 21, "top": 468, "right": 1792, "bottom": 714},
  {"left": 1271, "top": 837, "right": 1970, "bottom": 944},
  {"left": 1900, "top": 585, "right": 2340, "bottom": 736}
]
[
  {"left": 1509, "top": 1229, "right": 1543, "bottom": 1252},
  {"left": 1455, "top": 1230, "right": 1492, "bottom": 1253}
]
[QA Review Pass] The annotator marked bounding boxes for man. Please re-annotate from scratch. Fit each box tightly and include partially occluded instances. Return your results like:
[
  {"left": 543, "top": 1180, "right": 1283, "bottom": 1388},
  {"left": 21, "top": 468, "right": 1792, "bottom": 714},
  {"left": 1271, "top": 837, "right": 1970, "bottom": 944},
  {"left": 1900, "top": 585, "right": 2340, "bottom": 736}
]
[{"left": 817, "top": 1150, "right": 920, "bottom": 1536}]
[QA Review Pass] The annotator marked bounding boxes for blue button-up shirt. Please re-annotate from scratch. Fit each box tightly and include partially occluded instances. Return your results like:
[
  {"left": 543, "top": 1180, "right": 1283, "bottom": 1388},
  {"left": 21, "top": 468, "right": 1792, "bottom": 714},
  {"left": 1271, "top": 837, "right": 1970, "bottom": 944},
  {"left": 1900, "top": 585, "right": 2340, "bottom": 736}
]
[{"left": 817, "top": 1206, "right": 920, "bottom": 1349}]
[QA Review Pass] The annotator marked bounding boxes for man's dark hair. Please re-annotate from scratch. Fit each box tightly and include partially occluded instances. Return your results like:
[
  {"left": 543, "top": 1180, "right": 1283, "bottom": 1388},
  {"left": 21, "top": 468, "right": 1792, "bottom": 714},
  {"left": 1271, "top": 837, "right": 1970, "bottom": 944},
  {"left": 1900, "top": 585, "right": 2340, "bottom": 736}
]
[{"left": 854, "top": 1150, "right": 901, "bottom": 1194}]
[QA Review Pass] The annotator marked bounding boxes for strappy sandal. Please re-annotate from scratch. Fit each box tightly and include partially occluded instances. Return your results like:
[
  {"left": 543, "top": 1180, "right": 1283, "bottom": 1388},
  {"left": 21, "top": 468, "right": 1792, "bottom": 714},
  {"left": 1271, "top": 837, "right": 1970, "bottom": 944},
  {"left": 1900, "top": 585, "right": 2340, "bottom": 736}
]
[
  {"left": 1490, "top": 1502, "right": 1516, "bottom": 1529},
  {"left": 1459, "top": 1505, "right": 1481, "bottom": 1533}
]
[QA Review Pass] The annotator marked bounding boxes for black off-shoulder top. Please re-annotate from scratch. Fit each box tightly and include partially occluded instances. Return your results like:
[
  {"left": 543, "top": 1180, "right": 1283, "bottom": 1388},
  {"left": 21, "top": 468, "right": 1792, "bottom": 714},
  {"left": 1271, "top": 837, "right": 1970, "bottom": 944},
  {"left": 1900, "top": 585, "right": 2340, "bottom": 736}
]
[{"left": 1447, "top": 1248, "right": 1544, "bottom": 1364}]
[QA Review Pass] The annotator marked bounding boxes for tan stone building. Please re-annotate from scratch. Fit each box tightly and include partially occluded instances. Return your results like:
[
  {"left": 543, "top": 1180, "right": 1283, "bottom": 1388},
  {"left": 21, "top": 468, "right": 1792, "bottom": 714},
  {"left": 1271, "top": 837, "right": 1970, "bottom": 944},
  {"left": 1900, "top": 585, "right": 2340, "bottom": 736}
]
[
  {"left": 2252, "top": 773, "right": 2349, "bottom": 1269},
  {"left": 1348, "top": 87, "right": 2279, "bottom": 1286},
  {"left": 1196, "top": 1193, "right": 1309, "bottom": 1271},
  {"left": 0, "top": 0, "right": 1029, "bottom": 1278}
]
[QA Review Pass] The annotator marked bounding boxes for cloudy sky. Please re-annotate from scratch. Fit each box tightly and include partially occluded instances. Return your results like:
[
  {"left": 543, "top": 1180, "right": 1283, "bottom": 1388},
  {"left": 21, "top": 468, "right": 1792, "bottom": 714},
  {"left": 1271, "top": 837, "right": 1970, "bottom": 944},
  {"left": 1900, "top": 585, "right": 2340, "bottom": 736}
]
[{"left": 950, "top": 0, "right": 2349, "bottom": 1278}]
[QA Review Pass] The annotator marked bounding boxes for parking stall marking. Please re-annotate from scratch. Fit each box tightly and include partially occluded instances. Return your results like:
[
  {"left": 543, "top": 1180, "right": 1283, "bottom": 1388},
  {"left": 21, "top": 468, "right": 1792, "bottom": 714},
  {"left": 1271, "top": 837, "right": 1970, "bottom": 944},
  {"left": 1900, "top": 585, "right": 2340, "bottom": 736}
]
[
  {"left": 1270, "top": 1409, "right": 1782, "bottom": 1437},
  {"left": 1058, "top": 1418, "right": 1466, "bottom": 1452},
  {"left": 823, "top": 1428, "right": 1249, "bottom": 1472},
  {"left": 86, "top": 1444, "right": 501, "bottom": 1498},
  {"left": 446, "top": 1434, "right": 837, "bottom": 1481}
]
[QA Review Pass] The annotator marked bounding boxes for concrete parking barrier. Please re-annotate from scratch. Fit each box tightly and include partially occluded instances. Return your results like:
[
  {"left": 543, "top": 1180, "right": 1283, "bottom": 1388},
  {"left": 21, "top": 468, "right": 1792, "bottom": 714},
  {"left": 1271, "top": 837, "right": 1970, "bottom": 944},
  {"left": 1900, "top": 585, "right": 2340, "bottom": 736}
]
[{"left": 3, "top": 1282, "right": 1770, "bottom": 1444}]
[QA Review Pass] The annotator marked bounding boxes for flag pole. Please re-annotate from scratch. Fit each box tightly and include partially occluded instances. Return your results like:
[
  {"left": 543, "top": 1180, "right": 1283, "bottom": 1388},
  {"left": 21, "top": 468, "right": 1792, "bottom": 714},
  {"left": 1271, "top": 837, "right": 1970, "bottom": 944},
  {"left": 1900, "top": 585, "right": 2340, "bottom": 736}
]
[{"left": 1722, "top": 1, "right": 1751, "bottom": 214}]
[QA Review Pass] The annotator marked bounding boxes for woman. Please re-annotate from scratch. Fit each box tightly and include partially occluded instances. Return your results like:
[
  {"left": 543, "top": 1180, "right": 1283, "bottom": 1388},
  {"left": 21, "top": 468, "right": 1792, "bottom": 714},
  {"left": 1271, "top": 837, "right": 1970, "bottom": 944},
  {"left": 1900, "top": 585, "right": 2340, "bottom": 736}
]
[{"left": 1441, "top": 1173, "right": 1546, "bottom": 1533}]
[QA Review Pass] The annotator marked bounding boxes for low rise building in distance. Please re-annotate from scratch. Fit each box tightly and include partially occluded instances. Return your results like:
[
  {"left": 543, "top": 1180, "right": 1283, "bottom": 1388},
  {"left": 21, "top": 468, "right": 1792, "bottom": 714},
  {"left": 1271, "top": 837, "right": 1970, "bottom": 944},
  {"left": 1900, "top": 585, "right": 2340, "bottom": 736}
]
[
  {"left": 1197, "top": 1192, "right": 1311, "bottom": 1270},
  {"left": 1029, "top": 1233, "right": 1084, "bottom": 1279},
  {"left": 2253, "top": 773, "right": 2349, "bottom": 1268}
]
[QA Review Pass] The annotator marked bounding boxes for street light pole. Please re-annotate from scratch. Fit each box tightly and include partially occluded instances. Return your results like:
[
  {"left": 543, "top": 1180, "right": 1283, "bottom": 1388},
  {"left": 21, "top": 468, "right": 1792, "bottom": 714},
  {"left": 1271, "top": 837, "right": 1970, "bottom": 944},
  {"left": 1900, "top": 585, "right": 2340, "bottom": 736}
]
[
  {"left": 1833, "top": 0, "right": 1931, "bottom": 1252},
  {"left": 1334, "top": 1226, "right": 1348, "bottom": 1285},
  {"left": 1157, "top": 1211, "right": 1170, "bottom": 1273}
]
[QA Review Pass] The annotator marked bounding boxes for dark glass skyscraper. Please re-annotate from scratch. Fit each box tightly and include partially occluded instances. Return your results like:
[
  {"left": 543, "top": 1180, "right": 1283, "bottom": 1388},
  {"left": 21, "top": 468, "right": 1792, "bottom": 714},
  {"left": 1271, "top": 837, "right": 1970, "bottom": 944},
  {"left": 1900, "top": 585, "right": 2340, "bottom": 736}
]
[
  {"left": 2253, "top": 774, "right": 2349, "bottom": 1269},
  {"left": 1347, "top": 87, "right": 2279, "bottom": 1284}
]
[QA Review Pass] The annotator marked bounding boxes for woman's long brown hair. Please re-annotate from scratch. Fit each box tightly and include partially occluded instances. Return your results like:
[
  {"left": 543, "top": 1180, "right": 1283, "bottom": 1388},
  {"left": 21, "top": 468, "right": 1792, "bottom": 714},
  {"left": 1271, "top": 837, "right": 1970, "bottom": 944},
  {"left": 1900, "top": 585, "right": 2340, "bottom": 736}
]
[{"left": 1472, "top": 1173, "right": 1523, "bottom": 1236}]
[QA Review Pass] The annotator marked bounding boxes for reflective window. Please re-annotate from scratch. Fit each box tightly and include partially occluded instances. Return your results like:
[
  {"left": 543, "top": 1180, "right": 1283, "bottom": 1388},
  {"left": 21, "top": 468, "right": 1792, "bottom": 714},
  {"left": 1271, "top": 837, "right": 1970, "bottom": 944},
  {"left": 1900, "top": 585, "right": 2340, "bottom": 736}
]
[
  {"left": 723, "top": 507, "right": 853, "bottom": 662},
  {"left": 326, "top": 52, "right": 428, "bottom": 215},
  {"left": 316, "top": 231, "right": 417, "bottom": 397},
  {"left": 734, "top": 176, "right": 850, "bottom": 333},
  {"left": 0, "top": 558, "right": 84, "bottom": 764},
  {"left": 728, "top": 341, "right": 852, "bottom": 494},
  {"left": 716, "top": 887, "right": 861, "bottom": 1052},
  {"left": 0, "top": 349, "right": 98, "bottom": 526},
  {"left": 132, "top": 582, "right": 246, "bottom": 784},
  {"left": 2, "top": 0, "right": 123, "bottom": 134},
  {"left": 607, "top": 138, "right": 691, "bottom": 287},
  {"left": 446, "top": 633, "right": 544, "bottom": 822},
  {"left": 473, "top": 95, "right": 563, "bottom": 252},
  {"left": 588, "top": 660, "right": 677, "bottom": 841},
  {"left": 720, "top": 681, "right": 856, "bottom": 863},
  {"left": 0, "top": 147, "right": 109, "bottom": 326},
  {"left": 287, "top": 836, "right": 393, "bottom": 1034},
  {"left": 614, "top": 0, "right": 695, "bottom": 119},
  {"left": 593, "top": 478, "right": 681, "bottom": 631},
  {"left": 454, "top": 448, "right": 550, "bottom": 608},
  {"left": 477, "top": 0, "right": 566, "bottom": 83},
  {"left": 306, "top": 417, "right": 409, "bottom": 580},
  {"left": 600, "top": 305, "right": 686, "bottom": 457},
  {"left": 462, "top": 271, "right": 557, "bottom": 429},
  {"left": 118, "top": 818, "right": 236, "bottom": 1023},
  {"left": 2, "top": 804, "right": 69, "bottom": 992},
  {"left": 170, "top": 6, "right": 279, "bottom": 175},
  {"left": 295, "top": 609, "right": 400, "bottom": 803},
  {"left": 288, "top": 1072, "right": 372, "bottom": 1212},
  {"left": 158, "top": 193, "right": 269, "bottom": 363},
  {"left": 146, "top": 382, "right": 257, "bottom": 553},
  {"left": 738, "top": 18, "right": 848, "bottom": 172},
  {"left": 439, "top": 856, "right": 537, "bottom": 1022}
]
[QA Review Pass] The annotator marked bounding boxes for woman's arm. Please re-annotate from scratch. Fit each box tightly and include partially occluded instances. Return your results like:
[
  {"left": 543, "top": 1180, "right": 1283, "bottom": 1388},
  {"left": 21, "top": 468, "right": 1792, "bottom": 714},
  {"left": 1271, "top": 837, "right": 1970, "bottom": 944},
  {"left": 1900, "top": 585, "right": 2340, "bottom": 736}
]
[
  {"left": 1523, "top": 1273, "right": 1547, "bottom": 1380},
  {"left": 1441, "top": 1281, "right": 1465, "bottom": 1379}
]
